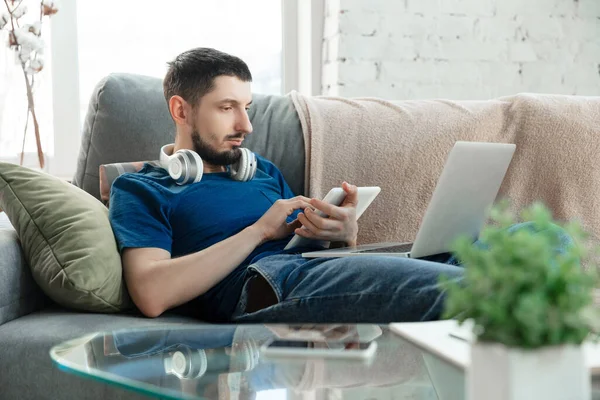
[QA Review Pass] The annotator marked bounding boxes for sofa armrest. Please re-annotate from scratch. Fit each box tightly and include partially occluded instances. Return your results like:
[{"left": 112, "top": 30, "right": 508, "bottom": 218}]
[{"left": 0, "top": 213, "right": 47, "bottom": 326}]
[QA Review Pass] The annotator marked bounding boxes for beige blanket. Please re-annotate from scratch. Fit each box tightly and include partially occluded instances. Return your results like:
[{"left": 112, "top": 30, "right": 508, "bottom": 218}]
[{"left": 289, "top": 91, "right": 600, "bottom": 247}]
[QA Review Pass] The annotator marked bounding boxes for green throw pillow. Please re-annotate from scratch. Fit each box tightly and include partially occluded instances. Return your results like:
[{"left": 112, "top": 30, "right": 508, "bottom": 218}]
[{"left": 0, "top": 162, "right": 132, "bottom": 312}]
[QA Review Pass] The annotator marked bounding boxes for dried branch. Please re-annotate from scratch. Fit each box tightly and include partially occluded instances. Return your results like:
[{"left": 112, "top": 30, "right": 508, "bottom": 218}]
[
  {"left": 21, "top": 66, "right": 44, "bottom": 168},
  {"left": 4, "top": 0, "right": 24, "bottom": 15},
  {"left": 3, "top": 0, "right": 17, "bottom": 35},
  {"left": 3, "top": 0, "right": 48, "bottom": 169},
  {"left": 19, "top": 100, "right": 29, "bottom": 165}
]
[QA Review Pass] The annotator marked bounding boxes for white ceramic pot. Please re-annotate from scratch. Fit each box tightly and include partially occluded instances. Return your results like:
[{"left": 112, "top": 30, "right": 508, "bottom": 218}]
[{"left": 468, "top": 342, "right": 590, "bottom": 400}]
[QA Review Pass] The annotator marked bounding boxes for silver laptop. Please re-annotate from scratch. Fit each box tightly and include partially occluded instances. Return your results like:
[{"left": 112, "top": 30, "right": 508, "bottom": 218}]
[{"left": 302, "top": 141, "right": 516, "bottom": 259}]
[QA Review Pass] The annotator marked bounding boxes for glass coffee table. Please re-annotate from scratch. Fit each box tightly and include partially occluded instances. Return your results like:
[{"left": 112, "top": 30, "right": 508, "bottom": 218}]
[{"left": 50, "top": 324, "right": 467, "bottom": 400}]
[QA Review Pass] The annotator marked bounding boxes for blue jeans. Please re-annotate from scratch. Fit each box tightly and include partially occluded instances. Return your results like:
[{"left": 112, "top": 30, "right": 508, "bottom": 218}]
[{"left": 229, "top": 222, "right": 574, "bottom": 323}]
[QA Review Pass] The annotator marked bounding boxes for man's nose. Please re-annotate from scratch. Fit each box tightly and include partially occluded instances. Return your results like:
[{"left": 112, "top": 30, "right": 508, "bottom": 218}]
[{"left": 236, "top": 111, "right": 253, "bottom": 135}]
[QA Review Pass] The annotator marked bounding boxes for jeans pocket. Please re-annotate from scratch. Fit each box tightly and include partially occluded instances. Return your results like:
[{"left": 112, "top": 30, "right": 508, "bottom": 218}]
[
  {"left": 233, "top": 264, "right": 282, "bottom": 319},
  {"left": 247, "top": 264, "right": 282, "bottom": 303}
]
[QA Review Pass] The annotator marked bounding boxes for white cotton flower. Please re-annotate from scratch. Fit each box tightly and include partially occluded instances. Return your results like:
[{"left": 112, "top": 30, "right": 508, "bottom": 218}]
[
  {"left": 29, "top": 57, "right": 44, "bottom": 72},
  {"left": 41, "top": 0, "right": 59, "bottom": 16},
  {"left": 14, "top": 27, "right": 44, "bottom": 52},
  {"left": 27, "top": 21, "right": 41, "bottom": 36},
  {"left": 0, "top": 13, "right": 9, "bottom": 30},
  {"left": 12, "top": 4, "right": 27, "bottom": 19},
  {"left": 19, "top": 45, "right": 32, "bottom": 61}
]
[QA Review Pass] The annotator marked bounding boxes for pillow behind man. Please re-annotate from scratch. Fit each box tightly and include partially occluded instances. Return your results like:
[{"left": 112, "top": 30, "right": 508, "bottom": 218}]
[
  {"left": 99, "top": 161, "right": 164, "bottom": 205},
  {"left": 0, "top": 162, "right": 132, "bottom": 312},
  {"left": 100, "top": 161, "right": 147, "bottom": 205}
]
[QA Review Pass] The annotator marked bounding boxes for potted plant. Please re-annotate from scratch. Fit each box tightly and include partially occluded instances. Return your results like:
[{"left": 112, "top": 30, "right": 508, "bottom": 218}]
[{"left": 441, "top": 201, "right": 598, "bottom": 400}]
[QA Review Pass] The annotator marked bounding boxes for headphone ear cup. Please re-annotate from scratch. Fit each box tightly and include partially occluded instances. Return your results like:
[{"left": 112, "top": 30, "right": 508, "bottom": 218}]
[
  {"left": 237, "top": 149, "right": 249, "bottom": 182},
  {"left": 185, "top": 150, "right": 203, "bottom": 184},
  {"left": 167, "top": 157, "right": 185, "bottom": 183},
  {"left": 229, "top": 148, "right": 256, "bottom": 182},
  {"left": 168, "top": 347, "right": 207, "bottom": 379},
  {"left": 173, "top": 149, "right": 203, "bottom": 185},
  {"left": 247, "top": 151, "right": 257, "bottom": 180}
]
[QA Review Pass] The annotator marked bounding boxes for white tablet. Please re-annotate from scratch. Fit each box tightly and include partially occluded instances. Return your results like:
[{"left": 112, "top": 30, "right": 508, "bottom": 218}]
[{"left": 284, "top": 186, "right": 381, "bottom": 250}]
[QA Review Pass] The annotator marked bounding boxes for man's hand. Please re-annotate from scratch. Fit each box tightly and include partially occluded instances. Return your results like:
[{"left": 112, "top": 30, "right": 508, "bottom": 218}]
[
  {"left": 265, "top": 324, "right": 359, "bottom": 342},
  {"left": 294, "top": 181, "right": 359, "bottom": 246},
  {"left": 252, "top": 196, "right": 313, "bottom": 244}
]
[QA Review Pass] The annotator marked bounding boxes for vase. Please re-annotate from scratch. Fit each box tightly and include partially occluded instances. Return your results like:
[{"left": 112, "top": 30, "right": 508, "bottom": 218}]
[
  {"left": 17, "top": 151, "right": 49, "bottom": 173},
  {"left": 468, "top": 342, "right": 590, "bottom": 400}
]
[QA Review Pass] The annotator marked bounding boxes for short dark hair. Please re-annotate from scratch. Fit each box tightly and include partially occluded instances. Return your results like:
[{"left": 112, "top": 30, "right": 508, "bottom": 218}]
[{"left": 163, "top": 47, "right": 252, "bottom": 107}]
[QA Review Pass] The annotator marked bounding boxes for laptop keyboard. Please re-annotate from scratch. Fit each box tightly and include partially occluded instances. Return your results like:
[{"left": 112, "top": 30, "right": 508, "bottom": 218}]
[{"left": 353, "top": 243, "right": 413, "bottom": 254}]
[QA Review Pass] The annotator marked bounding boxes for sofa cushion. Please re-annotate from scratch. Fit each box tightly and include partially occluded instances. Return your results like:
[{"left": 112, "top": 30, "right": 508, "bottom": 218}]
[
  {"left": 0, "top": 308, "right": 197, "bottom": 400},
  {"left": 0, "top": 210, "right": 12, "bottom": 229},
  {"left": 0, "top": 162, "right": 132, "bottom": 313},
  {"left": 99, "top": 161, "right": 149, "bottom": 205},
  {"left": 0, "top": 213, "right": 47, "bottom": 326},
  {"left": 73, "top": 73, "right": 306, "bottom": 200}
]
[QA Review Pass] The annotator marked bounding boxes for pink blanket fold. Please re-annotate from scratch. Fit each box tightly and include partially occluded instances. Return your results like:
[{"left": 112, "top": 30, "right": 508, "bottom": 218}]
[{"left": 290, "top": 91, "right": 600, "bottom": 247}]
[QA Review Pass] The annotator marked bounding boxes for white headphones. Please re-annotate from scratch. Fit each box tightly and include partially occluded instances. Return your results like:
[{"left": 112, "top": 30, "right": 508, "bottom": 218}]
[
  {"left": 164, "top": 346, "right": 208, "bottom": 379},
  {"left": 159, "top": 143, "right": 257, "bottom": 185},
  {"left": 162, "top": 340, "right": 259, "bottom": 380}
]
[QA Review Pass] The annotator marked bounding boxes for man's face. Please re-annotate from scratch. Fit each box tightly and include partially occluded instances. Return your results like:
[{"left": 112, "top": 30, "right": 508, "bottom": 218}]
[{"left": 188, "top": 76, "right": 253, "bottom": 166}]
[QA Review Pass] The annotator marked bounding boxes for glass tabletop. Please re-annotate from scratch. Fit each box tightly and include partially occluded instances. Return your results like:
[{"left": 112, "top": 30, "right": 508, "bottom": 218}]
[{"left": 50, "top": 324, "right": 464, "bottom": 400}]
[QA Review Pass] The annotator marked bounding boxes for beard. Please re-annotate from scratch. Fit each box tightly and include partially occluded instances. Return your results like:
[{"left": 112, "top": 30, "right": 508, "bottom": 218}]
[{"left": 191, "top": 129, "right": 242, "bottom": 166}]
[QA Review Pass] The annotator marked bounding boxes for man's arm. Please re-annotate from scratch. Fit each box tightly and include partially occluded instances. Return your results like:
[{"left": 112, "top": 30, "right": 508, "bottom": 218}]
[
  {"left": 122, "top": 225, "right": 263, "bottom": 318},
  {"left": 121, "top": 196, "right": 310, "bottom": 318}
]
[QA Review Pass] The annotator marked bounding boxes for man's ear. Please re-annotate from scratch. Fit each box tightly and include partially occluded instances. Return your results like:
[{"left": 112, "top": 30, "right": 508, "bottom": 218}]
[{"left": 168, "top": 95, "right": 191, "bottom": 126}]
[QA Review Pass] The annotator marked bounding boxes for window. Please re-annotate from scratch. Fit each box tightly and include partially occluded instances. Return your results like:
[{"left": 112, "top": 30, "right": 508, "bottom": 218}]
[
  {"left": 76, "top": 0, "right": 283, "bottom": 127},
  {"left": 2, "top": 0, "right": 295, "bottom": 178}
]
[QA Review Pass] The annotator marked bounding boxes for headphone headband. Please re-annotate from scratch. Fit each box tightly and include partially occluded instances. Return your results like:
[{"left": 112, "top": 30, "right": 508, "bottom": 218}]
[
  {"left": 159, "top": 143, "right": 175, "bottom": 168},
  {"left": 159, "top": 143, "right": 256, "bottom": 184}
]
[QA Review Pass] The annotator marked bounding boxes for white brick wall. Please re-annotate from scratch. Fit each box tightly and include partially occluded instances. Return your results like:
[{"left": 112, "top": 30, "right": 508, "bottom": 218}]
[{"left": 321, "top": 0, "right": 600, "bottom": 99}]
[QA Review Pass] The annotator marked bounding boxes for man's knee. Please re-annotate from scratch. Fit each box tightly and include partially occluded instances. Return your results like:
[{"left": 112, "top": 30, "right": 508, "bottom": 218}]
[
  {"left": 507, "top": 221, "right": 564, "bottom": 235},
  {"left": 507, "top": 221, "right": 574, "bottom": 252}
]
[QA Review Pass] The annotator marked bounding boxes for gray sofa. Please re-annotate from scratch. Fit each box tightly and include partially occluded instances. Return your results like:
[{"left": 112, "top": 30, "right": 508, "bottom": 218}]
[
  {"left": 0, "top": 73, "right": 307, "bottom": 400},
  {"left": 3, "top": 73, "right": 600, "bottom": 400}
]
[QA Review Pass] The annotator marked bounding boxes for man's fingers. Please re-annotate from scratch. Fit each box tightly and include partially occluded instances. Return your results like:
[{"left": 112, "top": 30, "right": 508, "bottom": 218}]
[
  {"left": 286, "top": 200, "right": 312, "bottom": 214},
  {"left": 309, "top": 198, "right": 345, "bottom": 219},
  {"left": 294, "top": 196, "right": 313, "bottom": 203},
  {"left": 297, "top": 211, "right": 319, "bottom": 234},
  {"left": 341, "top": 182, "right": 359, "bottom": 208},
  {"left": 304, "top": 208, "right": 341, "bottom": 231},
  {"left": 287, "top": 219, "right": 303, "bottom": 231},
  {"left": 294, "top": 227, "right": 316, "bottom": 239}
]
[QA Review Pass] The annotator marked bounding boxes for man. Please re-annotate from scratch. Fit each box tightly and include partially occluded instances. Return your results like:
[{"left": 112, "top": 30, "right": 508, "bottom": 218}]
[{"left": 108, "top": 48, "right": 568, "bottom": 323}]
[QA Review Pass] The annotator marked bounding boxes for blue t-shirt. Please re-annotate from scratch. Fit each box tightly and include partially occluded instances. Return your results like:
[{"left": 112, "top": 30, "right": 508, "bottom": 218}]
[{"left": 108, "top": 154, "right": 313, "bottom": 320}]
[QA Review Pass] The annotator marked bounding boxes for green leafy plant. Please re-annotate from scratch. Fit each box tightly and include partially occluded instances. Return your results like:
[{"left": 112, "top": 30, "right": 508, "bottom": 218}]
[{"left": 441, "top": 200, "right": 598, "bottom": 349}]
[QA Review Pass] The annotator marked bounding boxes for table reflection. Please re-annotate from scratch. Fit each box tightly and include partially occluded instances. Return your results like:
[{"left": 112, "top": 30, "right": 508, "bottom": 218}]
[{"left": 79, "top": 324, "right": 434, "bottom": 400}]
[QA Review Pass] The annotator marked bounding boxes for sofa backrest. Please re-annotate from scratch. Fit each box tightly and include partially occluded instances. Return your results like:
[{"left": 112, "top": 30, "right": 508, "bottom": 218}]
[{"left": 72, "top": 73, "right": 306, "bottom": 199}]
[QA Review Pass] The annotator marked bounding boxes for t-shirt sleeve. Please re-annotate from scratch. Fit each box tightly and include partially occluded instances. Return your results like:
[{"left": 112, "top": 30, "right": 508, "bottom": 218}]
[{"left": 109, "top": 175, "right": 174, "bottom": 253}]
